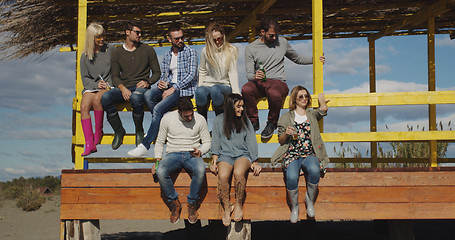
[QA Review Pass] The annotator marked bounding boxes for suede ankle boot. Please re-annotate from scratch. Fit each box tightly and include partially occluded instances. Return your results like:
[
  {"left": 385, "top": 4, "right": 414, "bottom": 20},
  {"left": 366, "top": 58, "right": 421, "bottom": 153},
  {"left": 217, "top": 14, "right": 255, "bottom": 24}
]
[
  {"left": 107, "top": 112, "right": 125, "bottom": 150},
  {"left": 169, "top": 199, "right": 182, "bottom": 224},
  {"left": 81, "top": 118, "right": 97, "bottom": 156},
  {"left": 94, "top": 110, "right": 104, "bottom": 145},
  {"left": 187, "top": 203, "right": 199, "bottom": 224}
]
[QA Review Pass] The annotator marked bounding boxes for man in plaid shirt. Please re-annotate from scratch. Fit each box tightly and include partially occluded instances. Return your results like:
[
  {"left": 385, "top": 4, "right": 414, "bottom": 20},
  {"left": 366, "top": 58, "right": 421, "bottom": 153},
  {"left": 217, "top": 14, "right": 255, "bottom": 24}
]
[{"left": 128, "top": 22, "right": 198, "bottom": 157}]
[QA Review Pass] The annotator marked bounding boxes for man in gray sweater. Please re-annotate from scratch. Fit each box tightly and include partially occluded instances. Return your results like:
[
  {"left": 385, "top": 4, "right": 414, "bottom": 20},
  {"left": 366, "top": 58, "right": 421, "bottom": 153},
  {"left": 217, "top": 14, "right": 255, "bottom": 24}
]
[
  {"left": 242, "top": 17, "right": 325, "bottom": 139},
  {"left": 152, "top": 97, "right": 210, "bottom": 224},
  {"left": 101, "top": 21, "right": 161, "bottom": 150}
]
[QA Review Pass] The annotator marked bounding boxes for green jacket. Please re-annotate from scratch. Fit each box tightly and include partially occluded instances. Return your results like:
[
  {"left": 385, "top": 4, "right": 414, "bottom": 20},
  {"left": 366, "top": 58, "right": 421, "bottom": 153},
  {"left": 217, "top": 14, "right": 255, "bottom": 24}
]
[{"left": 271, "top": 109, "right": 330, "bottom": 167}]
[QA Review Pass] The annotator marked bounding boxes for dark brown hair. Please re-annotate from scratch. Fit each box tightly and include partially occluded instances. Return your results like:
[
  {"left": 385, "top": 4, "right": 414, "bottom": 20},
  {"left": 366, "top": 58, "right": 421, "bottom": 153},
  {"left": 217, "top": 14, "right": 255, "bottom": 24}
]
[
  {"left": 223, "top": 94, "right": 249, "bottom": 139},
  {"left": 260, "top": 16, "right": 280, "bottom": 33},
  {"left": 168, "top": 22, "right": 182, "bottom": 36},
  {"left": 177, "top": 96, "right": 194, "bottom": 112},
  {"left": 125, "top": 21, "right": 141, "bottom": 32}
]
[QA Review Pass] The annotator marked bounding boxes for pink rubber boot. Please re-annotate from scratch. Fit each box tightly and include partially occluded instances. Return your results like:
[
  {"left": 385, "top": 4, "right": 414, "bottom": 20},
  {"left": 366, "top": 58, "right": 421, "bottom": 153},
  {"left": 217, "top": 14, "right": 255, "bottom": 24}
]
[
  {"left": 94, "top": 110, "right": 104, "bottom": 145},
  {"left": 81, "top": 118, "right": 97, "bottom": 156}
]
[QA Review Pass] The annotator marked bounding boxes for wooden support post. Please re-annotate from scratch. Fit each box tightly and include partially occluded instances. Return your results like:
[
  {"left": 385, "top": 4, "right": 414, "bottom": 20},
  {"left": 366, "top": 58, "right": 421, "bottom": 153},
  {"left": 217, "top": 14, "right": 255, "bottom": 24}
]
[
  {"left": 226, "top": 220, "right": 252, "bottom": 240},
  {"left": 73, "top": 0, "right": 88, "bottom": 170},
  {"left": 64, "top": 220, "right": 100, "bottom": 240},
  {"left": 369, "top": 39, "right": 378, "bottom": 168},
  {"left": 82, "top": 220, "right": 101, "bottom": 240},
  {"left": 427, "top": 17, "right": 437, "bottom": 167},
  {"left": 312, "top": 0, "right": 324, "bottom": 132},
  {"left": 208, "top": 220, "right": 252, "bottom": 240}
]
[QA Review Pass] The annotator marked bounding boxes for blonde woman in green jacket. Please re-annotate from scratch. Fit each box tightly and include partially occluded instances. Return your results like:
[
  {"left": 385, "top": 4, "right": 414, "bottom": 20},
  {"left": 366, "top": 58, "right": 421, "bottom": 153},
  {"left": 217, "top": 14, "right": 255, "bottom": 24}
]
[{"left": 271, "top": 85, "right": 330, "bottom": 222}]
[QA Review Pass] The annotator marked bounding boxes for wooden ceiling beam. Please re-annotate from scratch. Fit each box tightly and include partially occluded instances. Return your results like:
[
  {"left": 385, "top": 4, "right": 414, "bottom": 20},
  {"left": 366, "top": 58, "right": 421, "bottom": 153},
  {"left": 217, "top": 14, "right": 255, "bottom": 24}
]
[
  {"left": 368, "top": 0, "right": 455, "bottom": 41},
  {"left": 226, "top": 0, "right": 277, "bottom": 42}
]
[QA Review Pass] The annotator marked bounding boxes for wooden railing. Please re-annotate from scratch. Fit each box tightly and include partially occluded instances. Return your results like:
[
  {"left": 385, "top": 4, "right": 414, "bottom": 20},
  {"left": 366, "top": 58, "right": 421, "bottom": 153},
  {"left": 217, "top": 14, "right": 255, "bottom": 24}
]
[{"left": 72, "top": 91, "right": 455, "bottom": 168}]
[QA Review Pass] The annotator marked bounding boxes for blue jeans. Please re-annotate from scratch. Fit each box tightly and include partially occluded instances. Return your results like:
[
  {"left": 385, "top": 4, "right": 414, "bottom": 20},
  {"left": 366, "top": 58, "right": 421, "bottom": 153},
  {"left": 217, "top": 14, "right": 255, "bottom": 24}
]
[
  {"left": 142, "top": 86, "right": 180, "bottom": 148},
  {"left": 156, "top": 152, "right": 206, "bottom": 204},
  {"left": 285, "top": 155, "right": 320, "bottom": 190},
  {"left": 195, "top": 85, "right": 232, "bottom": 108},
  {"left": 101, "top": 86, "right": 148, "bottom": 115}
]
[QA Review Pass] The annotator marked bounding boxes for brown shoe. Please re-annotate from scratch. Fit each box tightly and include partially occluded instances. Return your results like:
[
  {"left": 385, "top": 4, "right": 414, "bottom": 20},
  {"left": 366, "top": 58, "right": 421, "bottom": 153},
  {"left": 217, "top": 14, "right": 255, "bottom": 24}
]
[
  {"left": 187, "top": 203, "right": 199, "bottom": 224},
  {"left": 169, "top": 199, "right": 182, "bottom": 224}
]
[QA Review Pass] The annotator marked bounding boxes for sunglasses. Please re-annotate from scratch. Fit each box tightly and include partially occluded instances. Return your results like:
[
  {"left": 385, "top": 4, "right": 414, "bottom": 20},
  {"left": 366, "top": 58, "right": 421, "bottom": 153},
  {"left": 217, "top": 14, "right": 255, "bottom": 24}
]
[
  {"left": 130, "top": 30, "right": 142, "bottom": 35},
  {"left": 297, "top": 94, "right": 309, "bottom": 100},
  {"left": 213, "top": 36, "right": 223, "bottom": 42},
  {"left": 173, "top": 36, "right": 184, "bottom": 41}
]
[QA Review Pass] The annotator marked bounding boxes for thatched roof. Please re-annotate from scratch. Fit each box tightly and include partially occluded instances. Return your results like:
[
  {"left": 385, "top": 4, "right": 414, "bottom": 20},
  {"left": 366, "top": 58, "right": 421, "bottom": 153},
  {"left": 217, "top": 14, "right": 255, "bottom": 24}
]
[{"left": 1, "top": 0, "right": 455, "bottom": 59}]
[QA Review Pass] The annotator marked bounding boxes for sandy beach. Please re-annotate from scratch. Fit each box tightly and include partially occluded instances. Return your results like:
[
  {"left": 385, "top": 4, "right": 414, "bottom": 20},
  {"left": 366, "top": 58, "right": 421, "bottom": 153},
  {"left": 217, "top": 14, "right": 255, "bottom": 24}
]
[{"left": 1, "top": 195, "right": 453, "bottom": 240}]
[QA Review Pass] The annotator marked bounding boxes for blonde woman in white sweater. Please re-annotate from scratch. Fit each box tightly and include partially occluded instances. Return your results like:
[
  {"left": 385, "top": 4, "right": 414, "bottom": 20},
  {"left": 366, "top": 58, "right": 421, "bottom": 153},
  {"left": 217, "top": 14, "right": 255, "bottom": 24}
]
[{"left": 195, "top": 22, "right": 240, "bottom": 119}]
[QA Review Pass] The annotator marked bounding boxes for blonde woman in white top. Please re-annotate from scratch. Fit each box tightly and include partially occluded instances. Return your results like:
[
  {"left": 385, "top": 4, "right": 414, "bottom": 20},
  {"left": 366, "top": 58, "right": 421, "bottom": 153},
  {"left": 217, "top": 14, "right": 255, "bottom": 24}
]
[{"left": 195, "top": 22, "right": 240, "bottom": 119}]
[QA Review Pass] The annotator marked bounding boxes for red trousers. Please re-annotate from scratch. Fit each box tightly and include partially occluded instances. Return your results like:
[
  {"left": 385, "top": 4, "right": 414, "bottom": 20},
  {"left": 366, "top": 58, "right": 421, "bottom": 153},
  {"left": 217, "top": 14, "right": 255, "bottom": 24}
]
[{"left": 241, "top": 79, "right": 289, "bottom": 124}]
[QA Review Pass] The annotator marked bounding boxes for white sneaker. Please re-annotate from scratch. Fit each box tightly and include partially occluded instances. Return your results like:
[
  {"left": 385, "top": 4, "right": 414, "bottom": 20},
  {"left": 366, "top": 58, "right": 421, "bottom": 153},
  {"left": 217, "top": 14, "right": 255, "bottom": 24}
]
[{"left": 128, "top": 143, "right": 148, "bottom": 157}]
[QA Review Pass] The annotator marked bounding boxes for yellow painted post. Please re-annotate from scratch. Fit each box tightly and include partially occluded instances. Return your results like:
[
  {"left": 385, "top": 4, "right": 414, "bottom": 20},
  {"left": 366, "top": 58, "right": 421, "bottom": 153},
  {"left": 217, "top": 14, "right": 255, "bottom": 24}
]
[
  {"left": 368, "top": 39, "right": 377, "bottom": 168},
  {"left": 312, "top": 0, "right": 324, "bottom": 132},
  {"left": 312, "top": 0, "right": 323, "bottom": 94},
  {"left": 427, "top": 17, "right": 437, "bottom": 167},
  {"left": 73, "top": 0, "right": 87, "bottom": 170}
]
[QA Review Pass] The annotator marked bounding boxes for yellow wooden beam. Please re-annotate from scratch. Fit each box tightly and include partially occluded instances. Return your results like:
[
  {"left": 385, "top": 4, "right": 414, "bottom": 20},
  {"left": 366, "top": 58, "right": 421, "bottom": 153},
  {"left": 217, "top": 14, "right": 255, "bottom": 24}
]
[
  {"left": 321, "top": 131, "right": 455, "bottom": 142},
  {"left": 74, "top": 130, "right": 455, "bottom": 146},
  {"left": 71, "top": 91, "right": 455, "bottom": 112},
  {"left": 369, "top": 0, "right": 455, "bottom": 41},
  {"left": 74, "top": 0, "right": 87, "bottom": 170},
  {"left": 226, "top": 0, "right": 277, "bottom": 42},
  {"left": 318, "top": 91, "right": 455, "bottom": 107}
]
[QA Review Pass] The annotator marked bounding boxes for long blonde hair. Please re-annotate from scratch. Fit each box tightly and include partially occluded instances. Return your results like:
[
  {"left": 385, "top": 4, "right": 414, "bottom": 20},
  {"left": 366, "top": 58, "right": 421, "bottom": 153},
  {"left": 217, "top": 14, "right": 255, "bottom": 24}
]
[
  {"left": 204, "top": 22, "right": 238, "bottom": 77},
  {"left": 83, "top": 23, "right": 105, "bottom": 60}
]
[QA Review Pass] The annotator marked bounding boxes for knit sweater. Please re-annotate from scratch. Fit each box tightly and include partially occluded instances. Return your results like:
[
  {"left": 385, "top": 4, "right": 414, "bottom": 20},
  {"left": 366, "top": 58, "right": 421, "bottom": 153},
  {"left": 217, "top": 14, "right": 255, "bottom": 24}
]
[
  {"left": 210, "top": 114, "right": 258, "bottom": 161},
  {"left": 245, "top": 37, "right": 312, "bottom": 81},
  {"left": 111, "top": 43, "right": 161, "bottom": 88},
  {"left": 80, "top": 44, "right": 112, "bottom": 93},
  {"left": 198, "top": 47, "right": 240, "bottom": 94},
  {"left": 154, "top": 110, "right": 211, "bottom": 159}
]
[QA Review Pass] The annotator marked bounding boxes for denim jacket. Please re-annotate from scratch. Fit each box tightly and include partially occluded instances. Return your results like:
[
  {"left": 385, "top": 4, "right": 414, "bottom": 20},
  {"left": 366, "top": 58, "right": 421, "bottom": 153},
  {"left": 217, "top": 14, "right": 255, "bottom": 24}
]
[{"left": 271, "top": 109, "right": 330, "bottom": 167}]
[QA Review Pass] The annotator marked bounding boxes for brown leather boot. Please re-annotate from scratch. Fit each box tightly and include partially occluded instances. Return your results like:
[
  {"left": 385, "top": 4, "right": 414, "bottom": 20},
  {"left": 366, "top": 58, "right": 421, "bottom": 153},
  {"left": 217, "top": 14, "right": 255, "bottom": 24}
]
[
  {"left": 233, "top": 181, "right": 245, "bottom": 222},
  {"left": 218, "top": 181, "right": 232, "bottom": 226},
  {"left": 187, "top": 203, "right": 199, "bottom": 224},
  {"left": 169, "top": 199, "right": 182, "bottom": 224}
]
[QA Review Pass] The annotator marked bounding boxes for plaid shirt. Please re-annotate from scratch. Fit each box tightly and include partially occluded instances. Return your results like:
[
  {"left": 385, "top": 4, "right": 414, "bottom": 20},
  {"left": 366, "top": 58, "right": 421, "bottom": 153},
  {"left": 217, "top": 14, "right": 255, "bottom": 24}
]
[{"left": 160, "top": 44, "right": 198, "bottom": 97}]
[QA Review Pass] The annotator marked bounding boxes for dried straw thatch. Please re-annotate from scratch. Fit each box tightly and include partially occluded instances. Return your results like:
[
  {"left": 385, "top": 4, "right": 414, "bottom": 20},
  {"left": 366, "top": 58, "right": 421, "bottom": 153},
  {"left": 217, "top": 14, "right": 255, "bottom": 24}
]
[
  {"left": 0, "top": 0, "right": 75, "bottom": 59},
  {"left": 1, "top": 0, "right": 455, "bottom": 60}
]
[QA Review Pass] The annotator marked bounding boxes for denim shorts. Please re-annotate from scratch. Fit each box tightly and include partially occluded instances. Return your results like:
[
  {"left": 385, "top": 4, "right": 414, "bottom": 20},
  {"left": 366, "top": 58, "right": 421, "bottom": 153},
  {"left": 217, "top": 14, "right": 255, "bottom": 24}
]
[{"left": 217, "top": 155, "right": 252, "bottom": 166}]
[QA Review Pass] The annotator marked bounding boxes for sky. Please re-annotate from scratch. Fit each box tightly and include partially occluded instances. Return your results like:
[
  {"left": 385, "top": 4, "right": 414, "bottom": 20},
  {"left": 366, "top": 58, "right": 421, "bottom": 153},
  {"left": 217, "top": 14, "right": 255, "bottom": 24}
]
[{"left": 0, "top": 34, "right": 454, "bottom": 181}]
